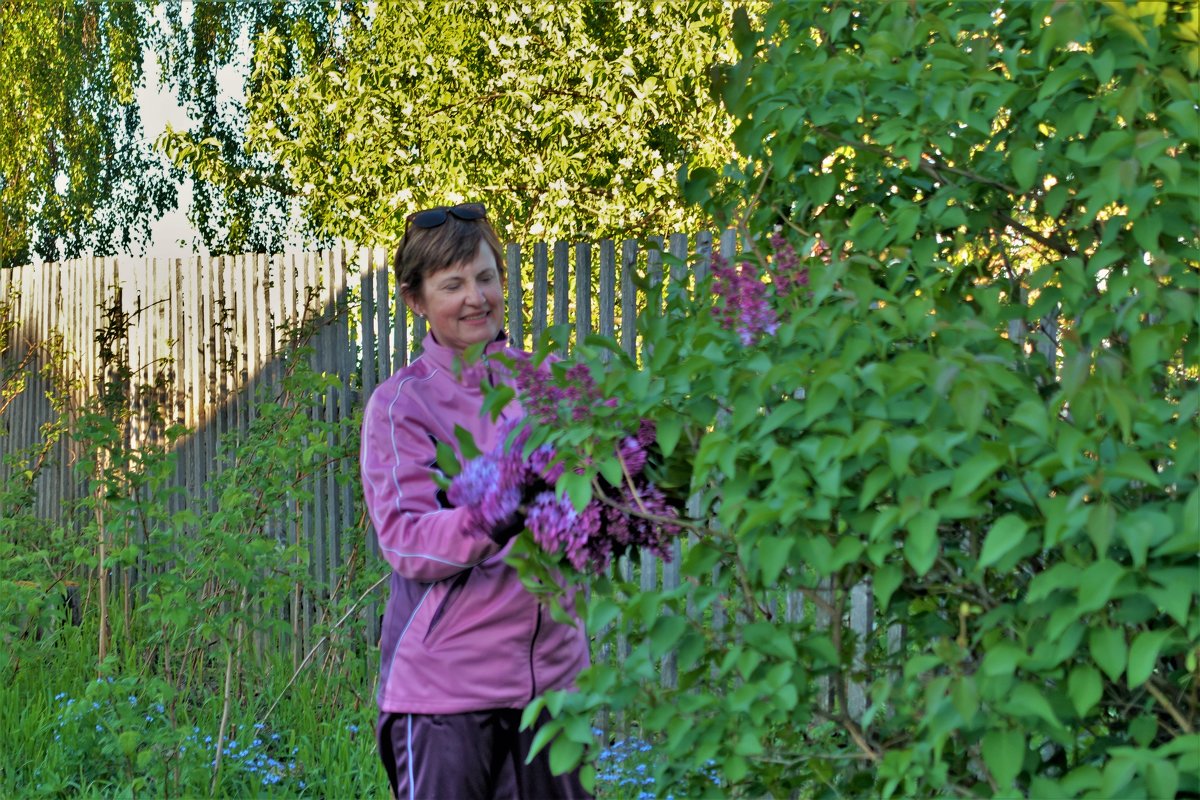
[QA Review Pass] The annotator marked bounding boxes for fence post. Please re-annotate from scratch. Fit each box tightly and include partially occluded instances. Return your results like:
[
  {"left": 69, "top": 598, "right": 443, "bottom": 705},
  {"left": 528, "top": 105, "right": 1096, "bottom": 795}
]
[
  {"left": 532, "top": 242, "right": 549, "bottom": 348},
  {"left": 574, "top": 242, "right": 592, "bottom": 348},
  {"left": 506, "top": 242, "right": 524, "bottom": 350}
]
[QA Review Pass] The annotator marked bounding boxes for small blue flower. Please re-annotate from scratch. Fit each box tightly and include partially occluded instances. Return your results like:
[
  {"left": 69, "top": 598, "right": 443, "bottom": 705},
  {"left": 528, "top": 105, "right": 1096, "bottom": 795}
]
[{"left": 95, "top": 725, "right": 102, "bottom": 732}]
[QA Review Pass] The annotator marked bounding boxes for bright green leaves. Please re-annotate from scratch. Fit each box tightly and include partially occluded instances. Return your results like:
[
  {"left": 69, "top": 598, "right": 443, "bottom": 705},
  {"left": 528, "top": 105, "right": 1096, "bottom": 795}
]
[
  {"left": 1090, "top": 626, "right": 1128, "bottom": 682},
  {"left": 904, "top": 509, "right": 939, "bottom": 576},
  {"left": 1127, "top": 628, "right": 1173, "bottom": 689},
  {"left": 982, "top": 728, "right": 1025, "bottom": 789},
  {"left": 979, "top": 515, "right": 1029, "bottom": 570},
  {"left": 486, "top": 0, "right": 1200, "bottom": 797},
  {"left": 1069, "top": 665, "right": 1103, "bottom": 716}
]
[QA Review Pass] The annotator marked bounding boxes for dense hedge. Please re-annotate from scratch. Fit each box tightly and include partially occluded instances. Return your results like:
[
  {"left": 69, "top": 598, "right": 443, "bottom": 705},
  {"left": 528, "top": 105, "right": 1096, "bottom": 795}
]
[{"left": 515, "top": 2, "right": 1198, "bottom": 797}]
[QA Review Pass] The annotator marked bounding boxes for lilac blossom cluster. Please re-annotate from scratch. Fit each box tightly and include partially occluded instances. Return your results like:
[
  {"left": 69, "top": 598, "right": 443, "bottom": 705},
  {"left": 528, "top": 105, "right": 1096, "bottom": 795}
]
[
  {"left": 711, "top": 234, "right": 818, "bottom": 345},
  {"left": 449, "top": 418, "right": 680, "bottom": 573},
  {"left": 711, "top": 253, "right": 780, "bottom": 346},
  {"left": 512, "top": 355, "right": 616, "bottom": 424},
  {"left": 767, "top": 232, "right": 810, "bottom": 295}
]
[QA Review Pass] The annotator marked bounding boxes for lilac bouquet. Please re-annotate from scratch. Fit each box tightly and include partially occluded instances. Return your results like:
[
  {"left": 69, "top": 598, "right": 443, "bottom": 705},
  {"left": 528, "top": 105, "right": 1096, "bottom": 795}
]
[{"left": 449, "top": 417, "right": 682, "bottom": 574}]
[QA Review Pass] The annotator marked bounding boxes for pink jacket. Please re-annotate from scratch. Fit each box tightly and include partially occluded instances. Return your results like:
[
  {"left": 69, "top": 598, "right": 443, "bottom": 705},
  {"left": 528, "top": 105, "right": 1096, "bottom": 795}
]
[{"left": 360, "top": 332, "right": 589, "bottom": 714}]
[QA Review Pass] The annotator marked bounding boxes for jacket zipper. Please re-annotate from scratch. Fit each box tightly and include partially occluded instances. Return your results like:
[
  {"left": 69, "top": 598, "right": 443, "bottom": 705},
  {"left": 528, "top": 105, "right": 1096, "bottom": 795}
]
[{"left": 528, "top": 604, "right": 543, "bottom": 702}]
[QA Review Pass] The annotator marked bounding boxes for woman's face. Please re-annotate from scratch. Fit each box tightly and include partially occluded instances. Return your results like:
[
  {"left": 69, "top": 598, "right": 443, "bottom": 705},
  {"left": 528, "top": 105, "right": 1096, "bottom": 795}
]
[{"left": 409, "top": 240, "right": 505, "bottom": 354}]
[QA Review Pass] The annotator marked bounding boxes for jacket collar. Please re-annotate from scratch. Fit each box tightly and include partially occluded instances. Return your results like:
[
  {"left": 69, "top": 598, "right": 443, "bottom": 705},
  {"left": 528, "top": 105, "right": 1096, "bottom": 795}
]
[{"left": 420, "top": 330, "right": 511, "bottom": 386}]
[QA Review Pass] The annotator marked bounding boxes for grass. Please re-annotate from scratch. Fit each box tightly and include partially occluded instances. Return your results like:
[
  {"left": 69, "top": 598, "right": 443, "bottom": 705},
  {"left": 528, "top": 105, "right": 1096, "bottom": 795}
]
[
  {"left": 1, "top": 621, "right": 385, "bottom": 799},
  {"left": 4, "top": 620, "right": 699, "bottom": 799}
]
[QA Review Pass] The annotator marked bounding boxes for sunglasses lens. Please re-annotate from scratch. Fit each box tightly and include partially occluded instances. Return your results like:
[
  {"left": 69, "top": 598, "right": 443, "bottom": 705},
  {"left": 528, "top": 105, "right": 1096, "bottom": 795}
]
[
  {"left": 408, "top": 203, "right": 487, "bottom": 230},
  {"left": 449, "top": 203, "right": 487, "bottom": 221},
  {"left": 410, "top": 208, "right": 449, "bottom": 229}
]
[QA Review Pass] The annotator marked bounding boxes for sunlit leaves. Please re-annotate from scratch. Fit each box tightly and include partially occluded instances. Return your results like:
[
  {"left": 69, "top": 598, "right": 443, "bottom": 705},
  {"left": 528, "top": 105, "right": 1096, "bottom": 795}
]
[{"left": 0, "top": 0, "right": 176, "bottom": 266}]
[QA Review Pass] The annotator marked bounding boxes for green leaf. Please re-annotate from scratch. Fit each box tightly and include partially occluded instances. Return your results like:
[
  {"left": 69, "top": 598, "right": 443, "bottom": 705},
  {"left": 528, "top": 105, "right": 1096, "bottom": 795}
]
[
  {"left": 1003, "top": 682, "right": 1061, "bottom": 729},
  {"left": 1127, "top": 628, "right": 1171, "bottom": 689},
  {"left": 904, "top": 509, "right": 939, "bottom": 576},
  {"left": 453, "top": 424, "right": 482, "bottom": 461},
  {"left": 760, "top": 401, "right": 804, "bottom": 436},
  {"left": 587, "top": 598, "right": 620, "bottom": 632},
  {"left": 1068, "top": 665, "right": 1102, "bottom": 716},
  {"left": 873, "top": 562, "right": 904, "bottom": 611},
  {"left": 548, "top": 736, "right": 583, "bottom": 776},
  {"left": 982, "top": 729, "right": 1024, "bottom": 788},
  {"left": 1076, "top": 559, "right": 1126, "bottom": 615},
  {"left": 525, "top": 719, "right": 561, "bottom": 762},
  {"left": 981, "top": 642, "right": 1023, "bottom": 679},
  {"left": 724, "top": 754, "right": 748, "bottom": 783},
  {"left": 979, "top": 514, "right": 1028, "bottom": 569},
  {"left": 559, "top": 470, "right": 592, "bottom": 513},
  {"left": 950, "top": 450, "right": 1003, "bottom": 497},
  {"left": 656, "top": 414, "right": 682, "bottom": 457},
  {"left": 1089, "top": 626, "right": 1127, "bottom": 682},
  {"left": 117, "top": 730, "right": 139, "bottom": 757},
  {"left": 648, "top": 615, "right": 688, "bottom": 660},
  {"left": 597, "top": 455, "right": 623, "bottom": 488},
  {"left": 887, "top": 434, "right": 919, "bottom": 476},
  {"left": 682, "top": 539, "right": 722, "bottom": 578},
  {"left": 734, "top": 729, "right": 764, "bottom": 756},
  {"left": 756, "top": 536, "right": 792, "bottom": 586},
  {"left": 1145, "top": 760, "right": 1179, "bottom": 800},
  {"left": 1012, "top": 147, "right": 1040, "bottom": 191},
  {"left": 858, "top": 464, "right": 893, "bottom": 510},
  {"left": 1087, "top": 501, "right": 1116, "bottom": 556}
]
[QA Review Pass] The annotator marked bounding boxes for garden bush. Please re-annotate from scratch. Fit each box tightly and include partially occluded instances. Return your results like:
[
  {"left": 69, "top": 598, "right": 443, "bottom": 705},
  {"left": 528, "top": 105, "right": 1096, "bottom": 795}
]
[{"left": 511, "top": 2, "right": 1199, "bottom": 797}]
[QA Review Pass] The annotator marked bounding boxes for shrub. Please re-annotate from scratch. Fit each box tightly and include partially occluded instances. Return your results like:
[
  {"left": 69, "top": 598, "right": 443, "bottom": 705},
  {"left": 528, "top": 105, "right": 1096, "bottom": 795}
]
[{"left": 515, "top": 1, "right": 1199, "bottom": 797}]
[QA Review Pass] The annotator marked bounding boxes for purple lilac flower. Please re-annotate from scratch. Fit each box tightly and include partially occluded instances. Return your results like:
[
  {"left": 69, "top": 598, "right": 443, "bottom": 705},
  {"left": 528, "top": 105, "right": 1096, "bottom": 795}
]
[
  {"left": 449, "top": 432, "right": 523, "bottom": 529},
  {"left": 768, "top": 232, "right": 810, "bottom": 295},
  {"left": 448, "top": 457, "right": 499, "bottom": 508},
  {"left": 512, "top": 353, "right": 600, "bottom": 425},
  {"left": 526, "top": 491, "right": 578, "bottom": 553},
  {"left": 618, "top": 436, "right": 647, "bottom": 476},
  {"left": 711, "top": 253, "right": 779, "bottom": 346},
  {"left": 635, "top": 419, "right": 656, "bottom": 449},
  {"left": 528, "top": 444, "right": 564, "bottom": 483}
]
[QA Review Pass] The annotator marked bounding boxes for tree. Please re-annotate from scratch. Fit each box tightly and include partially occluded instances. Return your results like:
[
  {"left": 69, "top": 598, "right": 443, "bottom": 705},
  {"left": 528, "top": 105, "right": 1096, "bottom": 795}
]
[
  {"left": 0, "top": 0, "right": 175, "bottom": 267},
  {"left": 506, "top": 1, "right": 1199, "bottom": 796},
  {"left": 161, "top": 0, "right": 751, "bottom": 247},
  {"left": 147, "top": 0, "right": 337, "bottom": 254}
]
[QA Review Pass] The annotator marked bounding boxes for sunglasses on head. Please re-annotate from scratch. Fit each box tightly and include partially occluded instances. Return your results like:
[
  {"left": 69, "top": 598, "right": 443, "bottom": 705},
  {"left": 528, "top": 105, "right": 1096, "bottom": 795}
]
[{"left": 407, "top": 203, "right": 488, "bottom": 229}]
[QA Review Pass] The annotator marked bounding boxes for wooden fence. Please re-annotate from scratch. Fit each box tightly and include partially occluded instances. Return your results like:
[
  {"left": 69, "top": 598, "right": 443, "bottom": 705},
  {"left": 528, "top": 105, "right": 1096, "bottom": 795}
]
[{"left": 0, "top": 231, "right": 878, "bottom": 713}]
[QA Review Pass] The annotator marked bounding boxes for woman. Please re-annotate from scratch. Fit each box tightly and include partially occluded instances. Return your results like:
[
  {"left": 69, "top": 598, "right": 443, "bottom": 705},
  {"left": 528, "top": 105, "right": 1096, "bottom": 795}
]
[{"left": 360, "top": 203, "right": 591, "bottom": 800}]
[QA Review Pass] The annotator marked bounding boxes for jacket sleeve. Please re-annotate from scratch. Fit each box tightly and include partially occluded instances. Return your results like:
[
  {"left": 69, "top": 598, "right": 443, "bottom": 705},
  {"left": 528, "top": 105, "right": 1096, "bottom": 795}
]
[{"left": 361, "top": 384, "right": 503, "bottom": 582}]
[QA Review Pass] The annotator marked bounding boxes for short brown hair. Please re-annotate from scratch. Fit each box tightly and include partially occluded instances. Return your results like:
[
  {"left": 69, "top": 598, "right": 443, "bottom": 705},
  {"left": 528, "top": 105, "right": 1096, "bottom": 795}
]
[{"left": 393, "top": 214, "right": 504, "bottom": 304}]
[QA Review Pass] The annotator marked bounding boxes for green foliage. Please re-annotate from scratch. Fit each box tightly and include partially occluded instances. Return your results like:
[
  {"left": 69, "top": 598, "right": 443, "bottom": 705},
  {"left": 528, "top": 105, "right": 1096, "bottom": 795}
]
[
  {"left": 162, "top": 0, "right": 754, "bottom": 248},
  {"left": 0, "top": 0, "right": 176, "bottom": 266},
  {"left": 509, "top": 1, "right": 1199, "bottom": 797},
  {"left": 1, "top": 287, "right": 378, "bottom": 795}
]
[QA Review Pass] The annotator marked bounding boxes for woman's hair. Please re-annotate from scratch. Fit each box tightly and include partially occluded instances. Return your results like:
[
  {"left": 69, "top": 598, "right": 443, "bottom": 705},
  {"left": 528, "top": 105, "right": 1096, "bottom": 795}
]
[{"left": 393, "top": 214, "right": 504, "bottom": 303}]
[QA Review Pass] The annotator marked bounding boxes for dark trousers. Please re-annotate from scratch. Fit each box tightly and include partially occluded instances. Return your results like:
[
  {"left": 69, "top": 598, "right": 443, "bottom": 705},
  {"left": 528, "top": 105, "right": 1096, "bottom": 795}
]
[{"left": 377, "top": 708, "right": 592, "bottom": 800}]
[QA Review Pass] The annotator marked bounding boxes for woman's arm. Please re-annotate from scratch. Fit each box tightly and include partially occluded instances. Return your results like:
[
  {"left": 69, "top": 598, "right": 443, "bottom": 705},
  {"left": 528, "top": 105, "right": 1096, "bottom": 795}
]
[{"left": 360, "top": 390, "right": 503, "bottom": 582}]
